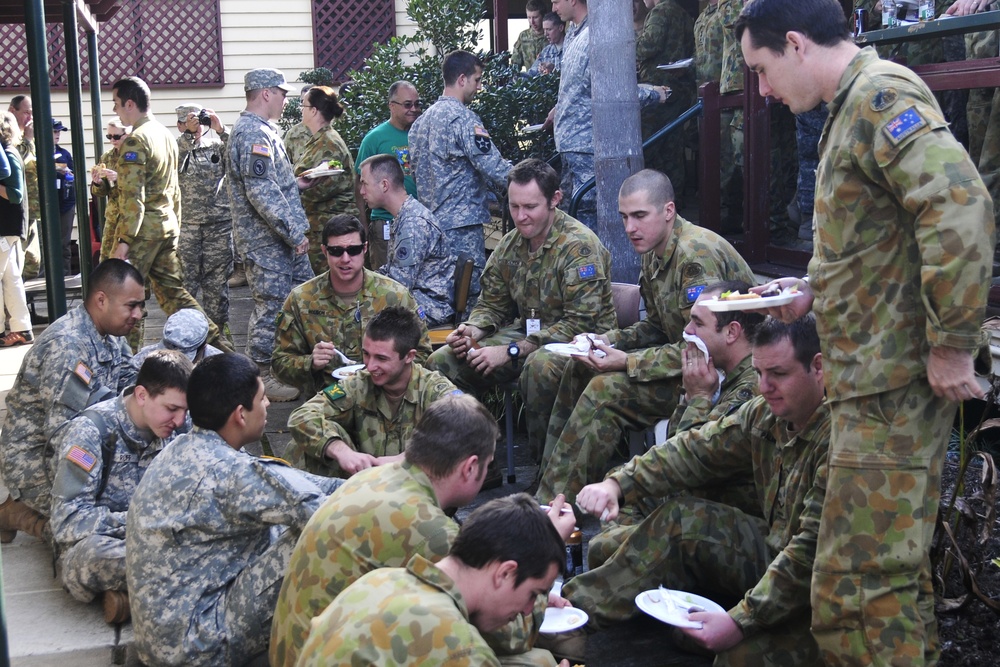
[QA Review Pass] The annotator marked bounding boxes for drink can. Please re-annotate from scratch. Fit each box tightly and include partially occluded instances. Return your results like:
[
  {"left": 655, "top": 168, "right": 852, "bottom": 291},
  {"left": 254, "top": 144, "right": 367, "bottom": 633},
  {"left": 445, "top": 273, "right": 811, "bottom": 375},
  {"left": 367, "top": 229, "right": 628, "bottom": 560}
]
[{"left": 855, "top": 8, "right": 868, "bottom": 36}]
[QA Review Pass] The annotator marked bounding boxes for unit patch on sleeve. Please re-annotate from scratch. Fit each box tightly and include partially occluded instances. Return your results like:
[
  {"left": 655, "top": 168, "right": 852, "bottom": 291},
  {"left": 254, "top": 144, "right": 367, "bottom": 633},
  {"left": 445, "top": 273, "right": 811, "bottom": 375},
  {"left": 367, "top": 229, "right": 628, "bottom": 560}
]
[
  {"left": 883, "top": 107, "right": 927, "bottom": 146},
  {"left": 251, "top": 144, "right": 271, "bottom": 157}
]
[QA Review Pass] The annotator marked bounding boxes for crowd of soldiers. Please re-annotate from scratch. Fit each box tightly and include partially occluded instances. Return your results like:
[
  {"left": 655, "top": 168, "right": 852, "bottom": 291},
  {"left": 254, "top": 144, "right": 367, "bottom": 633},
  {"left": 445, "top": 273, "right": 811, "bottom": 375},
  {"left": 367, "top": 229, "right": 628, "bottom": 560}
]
[{"left": 0, "top": 0, "right": 997, "bottom": 664}]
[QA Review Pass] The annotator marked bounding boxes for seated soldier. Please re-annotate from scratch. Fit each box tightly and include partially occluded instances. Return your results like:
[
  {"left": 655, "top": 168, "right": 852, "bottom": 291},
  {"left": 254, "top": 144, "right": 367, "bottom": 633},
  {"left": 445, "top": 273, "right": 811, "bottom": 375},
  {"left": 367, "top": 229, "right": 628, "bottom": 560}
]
[
  {"left": 272, "top": 393, "right": 577, "bottom": 667},
  {"left": 0, "top": 259, "right": 144, "bottom": 542},
  {"left": 49, "top": 350, "right": 192, "bottom": 624},
  {"left": 295, "top": 494, "right": 572, "bottom": 667},
  {"left": 565, "top": 316, "right": 827, "bottom": 664},
  {"left": 286, "top": 306, "right": 458, "bottom": 477},
  {"left": 130, "top": 308, "right": 224, "bottom": 369},
  {"left": 272, "top": 213, "right": 432, "bottom": 396},
  {"left": 125, "top": 353, "right": 344, "bottom": 667},
  {"left": 535, "top": 280, "right": 764, "bottom": 507},
  {"left": 358, "top": 153, "right": 456, "bottom": 327}
]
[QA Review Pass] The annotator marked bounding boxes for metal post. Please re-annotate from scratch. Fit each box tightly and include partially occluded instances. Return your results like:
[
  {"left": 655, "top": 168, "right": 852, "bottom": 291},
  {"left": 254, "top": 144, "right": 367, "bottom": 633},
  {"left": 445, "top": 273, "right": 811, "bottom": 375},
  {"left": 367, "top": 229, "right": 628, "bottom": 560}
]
[
  {"left": 64, "top": 0, "right": 93, "bottom": 286},
  {"left": 25, "top": 0, "right": 67, "bottom": 316},
  {"left": 87, "top": 26, "right": 104, "bottom": 297}
]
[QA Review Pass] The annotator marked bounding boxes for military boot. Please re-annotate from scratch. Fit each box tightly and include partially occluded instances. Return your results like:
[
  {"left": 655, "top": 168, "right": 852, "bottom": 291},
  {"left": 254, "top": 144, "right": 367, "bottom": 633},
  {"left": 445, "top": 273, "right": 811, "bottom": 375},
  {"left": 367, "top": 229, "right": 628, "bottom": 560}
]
[
  {"left": 103, "top": 590, "right": 131, "bottom": 625},
  {"left": 228, "top": 262, "right": 248, "bottom": 287},
  {"left": 258, "top": 363, "right": 300, "bottom": 402},
  {"left": 0, "top": 495, "right": 49, "bottom": 543}
]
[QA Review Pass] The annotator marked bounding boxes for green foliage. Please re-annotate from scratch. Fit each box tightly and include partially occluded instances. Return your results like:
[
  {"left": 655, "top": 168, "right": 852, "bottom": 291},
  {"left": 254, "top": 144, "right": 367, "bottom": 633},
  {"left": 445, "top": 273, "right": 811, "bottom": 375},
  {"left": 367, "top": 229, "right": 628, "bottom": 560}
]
[{"left": 405, "top": 0, "right": 484, "bottom": 54}]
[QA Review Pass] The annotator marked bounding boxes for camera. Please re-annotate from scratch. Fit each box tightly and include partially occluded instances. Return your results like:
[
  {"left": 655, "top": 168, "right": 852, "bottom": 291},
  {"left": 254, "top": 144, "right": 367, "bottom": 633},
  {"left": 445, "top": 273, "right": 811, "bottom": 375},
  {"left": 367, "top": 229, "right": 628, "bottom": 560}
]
[{"left": 198, "top": 109, "right": 212, "bottom": 126}]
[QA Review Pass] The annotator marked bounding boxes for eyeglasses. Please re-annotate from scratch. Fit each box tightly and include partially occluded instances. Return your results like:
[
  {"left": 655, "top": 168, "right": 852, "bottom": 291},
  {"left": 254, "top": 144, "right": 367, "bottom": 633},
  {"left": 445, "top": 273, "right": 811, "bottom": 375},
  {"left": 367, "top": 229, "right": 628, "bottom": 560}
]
[
  {"left": 323, "top": 243, "right": 365, "bottom": 257},
  {"left": 106, "top": 133, "right": 125, "bottom": 141},
  {"left": 390, "top": 100, "right": 422, "bottom": 110},
  {"left": 301, "top": 104, "right": 313, "bottom": 110}
]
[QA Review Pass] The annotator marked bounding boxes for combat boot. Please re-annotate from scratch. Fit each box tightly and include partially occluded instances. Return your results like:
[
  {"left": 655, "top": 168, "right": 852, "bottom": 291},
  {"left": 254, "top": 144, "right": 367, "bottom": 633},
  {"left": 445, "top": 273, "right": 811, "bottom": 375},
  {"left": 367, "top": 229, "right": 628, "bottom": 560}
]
[
  {"left": 228, "top": 263, "right": 248, "bottom": 287},
  {"left": 258, "top": 364, "right": 300, "bottom": 402},
  {"left": 0, "top": 495, "right": 48, "bottom": 542},
  {"left": 103, "top": 590, "right": 131, "bottom": 625}
]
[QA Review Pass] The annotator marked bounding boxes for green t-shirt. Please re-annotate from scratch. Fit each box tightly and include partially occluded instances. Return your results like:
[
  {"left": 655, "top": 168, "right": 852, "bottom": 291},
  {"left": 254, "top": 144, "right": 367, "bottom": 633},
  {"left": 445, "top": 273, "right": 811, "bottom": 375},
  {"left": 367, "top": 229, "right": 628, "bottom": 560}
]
[{"left": 355, "top": 120, "right": 417, "bottom": 222}]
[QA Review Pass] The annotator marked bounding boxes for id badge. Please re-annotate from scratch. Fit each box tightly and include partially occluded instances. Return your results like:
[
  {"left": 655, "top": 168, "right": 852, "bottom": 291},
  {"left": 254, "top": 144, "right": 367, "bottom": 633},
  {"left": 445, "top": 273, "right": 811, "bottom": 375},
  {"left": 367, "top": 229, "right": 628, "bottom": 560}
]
[
  {"left": 526, "top": 318, "right": 541, "bottom": 335},
  {"left": 383, "top": 221, "right": 391, "bottom": 241}
]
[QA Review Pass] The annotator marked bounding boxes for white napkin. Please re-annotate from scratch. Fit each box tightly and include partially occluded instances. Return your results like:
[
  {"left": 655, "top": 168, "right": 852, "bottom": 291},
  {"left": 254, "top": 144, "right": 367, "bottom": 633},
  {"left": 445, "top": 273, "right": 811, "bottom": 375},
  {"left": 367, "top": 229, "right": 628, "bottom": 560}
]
[
  {"left": 682, "top": 333, "right": 725, "bottom": 404},
  {"left": 571, "top": 333, "right": 607, "bottom": 358}
]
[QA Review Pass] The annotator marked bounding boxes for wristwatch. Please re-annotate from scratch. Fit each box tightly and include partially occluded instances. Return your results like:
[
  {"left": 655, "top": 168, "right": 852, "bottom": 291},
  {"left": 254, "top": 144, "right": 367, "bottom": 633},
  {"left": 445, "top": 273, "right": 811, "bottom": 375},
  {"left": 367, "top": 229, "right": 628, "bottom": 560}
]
[{"left": 508, "top": 341, "right": 520, "bottom": 369}]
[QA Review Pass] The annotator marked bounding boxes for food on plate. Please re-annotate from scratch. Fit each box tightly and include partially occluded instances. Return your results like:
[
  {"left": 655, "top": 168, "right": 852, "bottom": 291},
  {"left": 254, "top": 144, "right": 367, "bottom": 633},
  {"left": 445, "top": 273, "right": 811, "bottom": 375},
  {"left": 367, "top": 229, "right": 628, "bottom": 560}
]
[
  {"left": 718, "top": 290, "right": 762, "bottom": 301},
  {"left": 301, "top": 159, "right": 345, "bottom": 177},
  {"left": 719, "top": 285, "right": 800, "bottom": 301}
]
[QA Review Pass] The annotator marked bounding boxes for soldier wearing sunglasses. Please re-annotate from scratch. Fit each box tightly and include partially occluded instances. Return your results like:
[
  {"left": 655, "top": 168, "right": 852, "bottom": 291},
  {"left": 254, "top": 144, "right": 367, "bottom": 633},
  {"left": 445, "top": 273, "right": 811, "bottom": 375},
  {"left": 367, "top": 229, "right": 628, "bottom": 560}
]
[{"left": 91, "top": 120, "right": 130, "bottom": 261}]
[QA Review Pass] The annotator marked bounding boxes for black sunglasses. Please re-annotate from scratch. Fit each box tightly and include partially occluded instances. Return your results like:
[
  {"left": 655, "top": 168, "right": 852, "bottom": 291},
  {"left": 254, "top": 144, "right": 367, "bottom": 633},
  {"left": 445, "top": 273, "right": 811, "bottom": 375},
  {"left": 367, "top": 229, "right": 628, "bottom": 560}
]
[
  {"left": 324, "top": 243, "right": 365, "bottom": 257},
  {"left": 106, "top": 133, "right": 125, "bottom": 140},
  {"left": 390, "top": 100, "right": 422, "bottom": 110}
]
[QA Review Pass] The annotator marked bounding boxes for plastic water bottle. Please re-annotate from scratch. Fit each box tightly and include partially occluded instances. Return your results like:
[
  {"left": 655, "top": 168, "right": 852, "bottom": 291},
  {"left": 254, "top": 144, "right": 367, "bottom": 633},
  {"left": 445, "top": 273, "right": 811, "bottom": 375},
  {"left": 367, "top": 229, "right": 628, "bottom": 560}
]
[
  {"left": 919, "top": 0, "right": 934, "bottom": 21},
  {"left": 64, "top": 171, "right": 74, "bottom": 185},
  {"left": 883, "top": 0, "right": 897, "bottom": 28}
]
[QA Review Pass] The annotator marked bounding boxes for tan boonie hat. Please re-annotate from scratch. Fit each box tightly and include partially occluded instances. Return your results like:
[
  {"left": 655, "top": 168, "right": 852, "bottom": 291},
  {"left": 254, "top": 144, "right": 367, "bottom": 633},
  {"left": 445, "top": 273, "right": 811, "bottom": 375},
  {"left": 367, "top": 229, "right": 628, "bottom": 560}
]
[
  {"left": 175, "top": 103, "right": 203, "bottom": 122},
  {"left": 244, "top": 68, "right": 297, "bottom": 93}
]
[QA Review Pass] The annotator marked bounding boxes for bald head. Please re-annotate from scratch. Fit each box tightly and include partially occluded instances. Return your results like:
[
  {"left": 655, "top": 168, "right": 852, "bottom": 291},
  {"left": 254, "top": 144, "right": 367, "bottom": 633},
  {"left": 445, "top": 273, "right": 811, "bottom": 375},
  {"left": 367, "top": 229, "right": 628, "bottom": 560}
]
[{"left": 619, "top": 169, "right": 675, "bottom": 209}]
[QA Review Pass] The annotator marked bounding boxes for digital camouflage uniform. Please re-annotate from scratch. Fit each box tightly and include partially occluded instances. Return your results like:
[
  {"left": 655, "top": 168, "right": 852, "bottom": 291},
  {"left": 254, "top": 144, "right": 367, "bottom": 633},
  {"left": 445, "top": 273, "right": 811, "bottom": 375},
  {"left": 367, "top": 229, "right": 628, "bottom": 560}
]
[
  {"left": 270, "top": 461, "right": 552, "bottom": 667},
  {"left": 117, "top": 115, "right": 222, "bottom": 350},
  {"left": 91, "top": 145, "right": 123, "bottom": 262},
  {"left": 409, "top": 95, "right": 512, "bottom": 299},
  {"left": 282, "top": 121, "right": 312, "bottom": 165},
  {"left": 227, "top": 110, "right": 314, "bottom": 365},
  {"left": 806, "top": 47, "right": 995, "bottom": 666},
  {"left": 511, "top": 28, "right": 547, "bottom": 72},
  {"left": 525, "top": 43, "right": 563, "bottom": 77},
  {"left": 49, "top": 390, "right": 171, "bottom": 602},
  {"left": 382, "top": 195, "right": 456, "bottom": 327},
  {"left": 272, "top": 268, "right": 432, "bottom": 395},
  {"left": 0, "top": 305, "right": 135, "bottom": 515},
  {"left": 562, "top": 397, "right": 829, "bottom": 667},
  {"left": 636, "top": 0, "right": 695, "bottom": 195},
  {"left": 15, "top": 137, "right": 40, "bottom": 278},
  {"left": 426, "top": 209, "right": 616, "bottom": 393},
  {"left": 176, "top": 129, "right": 233, "bottom": 329},
  {"left": 523, "top": 216, "right": 754, "bottom": 500},
  {"left": 285, "top": 365, "right": 457, "bottom": 477},
  {"left": 297, "top": 555, "right": 502, "bottom": 667},
  {"left": 293, "top": 123, "right": 359, "bottom": 275},
  {"left": 125, "top": 426, "right": 343, "bottom": 667}
]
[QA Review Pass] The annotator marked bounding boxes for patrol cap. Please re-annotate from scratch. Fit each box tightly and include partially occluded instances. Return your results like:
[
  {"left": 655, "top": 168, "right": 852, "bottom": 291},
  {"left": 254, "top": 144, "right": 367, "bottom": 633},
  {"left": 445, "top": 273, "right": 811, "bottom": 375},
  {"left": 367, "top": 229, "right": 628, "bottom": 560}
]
[
  {"left": 161, "top": 308, "right": 210, "bottom": 361},
  {"left": 244, "top": 68, "right": 297, "bottom": 93},
  {"left": 52, "top": 119, "right": 68, "bottom": 131},
  {"left": 175, "top": 103, "right": 203, "bottom": 121}
]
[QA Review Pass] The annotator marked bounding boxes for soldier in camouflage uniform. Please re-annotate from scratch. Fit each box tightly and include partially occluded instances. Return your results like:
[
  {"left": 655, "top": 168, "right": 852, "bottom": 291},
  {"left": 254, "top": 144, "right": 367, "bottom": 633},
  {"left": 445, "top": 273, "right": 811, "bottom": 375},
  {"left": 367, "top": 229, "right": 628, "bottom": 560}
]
[
  {"left": 0, "top": 260, "right": 142, "bottom": 541},
  {"left": 737, "top": 1, "right": 996, "bottom": 663},
  {"left": 130, "top": 308, "right": 225, "bottom": 370},
  {"left": 227, "top": 68, "right": 314, "bottom": 402},
  {"left": 7, "top": 96, "right": 40, "bottom": 278},
  {"left": 525, "top": 13, "right": 565, "bottom": 77},
  {"left": 175, "top": 103, "right": 233, "bottom": 335},
  {"left": 360, "top": 154, "right": 456, "bottom": 327},
  {"left": 567, "top": 317, "right": 827, "bottom": 665},
  {"left": 125, "top": 354, "right": 343, "bottom": 667},
  {"left": 91, "top": 121, "right": 129, "bottom": 261},
  {"left": 111, "top": 76, "right": 223, "bottom": 352},
  {"left": 426, "top": 159, "right": 615, "bottom": 395},
  {"left": 511, "top": 0, "right": 548, "bottom": 72},
  {"left": 522, "top": 170, "right": 753, "bottom": 496},
  {"left": 295, "top": 494, "right": 568, "bottom": 667},
  {"left": 49, "top": 350, "right": 191, "bottom": 623},
  {"left": 272, "top": 215, "right": 431, "bottom": 396},
  {"left": 286, "top": 307, "right": 456, "bottom": 477},
  {"left": 282, "top": 85, "right": 313, "bottom": 165},
  {"left": 409, "top": 49, "right": 513, "bottom": 300},
  {"left": 292, "top": 85, "right": 359, "bottom": 275}
]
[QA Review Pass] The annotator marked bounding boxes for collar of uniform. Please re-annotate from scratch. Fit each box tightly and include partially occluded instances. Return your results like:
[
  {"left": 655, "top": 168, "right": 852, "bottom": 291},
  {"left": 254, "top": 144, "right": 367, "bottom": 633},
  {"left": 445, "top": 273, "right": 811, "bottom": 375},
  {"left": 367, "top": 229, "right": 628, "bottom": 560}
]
[
  {"left": 648, "top": 213, "right": 687, "bottom": 277},
  {"left": 240, "top": 109, "right": 278, "bottom": 130},
  {"left": 828, "top": 47, "right": 876, "bottom": 121},
  {"left": 721, "top": 353, "right": 754, "bottom": 393},
  {"left": 778, "top": 397, "right": 830, "bottom": 447},
  {"left": 399, "top": 459, "right": 438, "bottom": 501},
  {"left": 356, "top": 363, "right": 423, "bottom": 414},
  {"left": 518, "top": 208, "right": 566, "bottom": 254},
  {"left": 406, "top": 553, "right": 470, "bottom": 618},
  {"left": 79, "top": 304, "right": 118, "bottom": 364},
  {"left": 115, "top": 386, "right": 159, "bottom": 452},
  {"left": 131, "top": 115, "right": 151, "bottom": 131}
]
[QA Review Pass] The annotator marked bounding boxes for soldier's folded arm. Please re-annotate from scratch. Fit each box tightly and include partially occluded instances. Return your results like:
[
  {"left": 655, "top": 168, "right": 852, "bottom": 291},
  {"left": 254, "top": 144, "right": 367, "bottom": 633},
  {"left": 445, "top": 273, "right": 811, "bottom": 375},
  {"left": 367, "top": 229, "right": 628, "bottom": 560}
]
[{"left": 531, "top": 255, "right": 613, "bottom": 346}]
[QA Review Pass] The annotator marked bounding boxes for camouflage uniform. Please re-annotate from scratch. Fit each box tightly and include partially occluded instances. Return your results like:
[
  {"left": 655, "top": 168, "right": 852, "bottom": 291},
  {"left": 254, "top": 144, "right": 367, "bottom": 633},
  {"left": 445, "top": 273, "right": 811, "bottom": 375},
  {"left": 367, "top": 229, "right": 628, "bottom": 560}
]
[
  {"left": 720, "top": 0, "right": 745, "bottom": 171},
  {"left": 563, "top": 397, "right": 830, "bottom": 666},
  {"left": 15, "top": 138, "right": 40, "bottom": 277},
  {"left": 636, "top": 0, "right": 695, "bottom": 195},
  {"left": 272, "top": 268, "right": 432, "bottom": 395},
  {"left": 297, "top": 555, "right": 503, "bottom": 667},
  {"left": 125, "top": 426, "right": 343, "bottom": 667},
  {"left": 522, "top": 216, "right": 754, "bottom": 498},
  {"left": 426, "top": 209, "right": 616, "bottom": 392},
  {"left": 49, "top": 390, "right": 170, "bottom": 602},
  {"left": 117, "top": 115, "right": 222, "bottom": 348},
  {"left": 525, "top": 43, "right": 564, "bottom": 77},
  {"left": 381, "top": 195, "right": 456, "bottom": 327},
  {"left": 0, "top": 305, "right": 135, "bottom": 515},
  {"left": 176, "top": 130, "right": 233, "bottom": 329},
  {"left": 808, "top": 47, "right": 995, "bottom": 665},
  {"left": 293, "top": 123, "right": 359, "bottom": 275},
  {"left": 409, "top": 95, "right": 512, "bottom": 299},
  {"left": 511, "top": 28, "right": 547, "bottom": 72},
  {"left": 270, "top": 461, "right": 553, "bottom": 667},
  {"left": 91, "top": 145, "right": 123, "bottom": 262},
  {"left": 285, "top": 364, "right": 457, "bottom": 477},
  {"left": 966, "top": 14, "right": 1000, "bottom": 225},
  {"left": 227, "top": 110, "right": 314, "bottom": 365},
  {"left": 282, "top": 121, "right": 312, "bottom": 165}
]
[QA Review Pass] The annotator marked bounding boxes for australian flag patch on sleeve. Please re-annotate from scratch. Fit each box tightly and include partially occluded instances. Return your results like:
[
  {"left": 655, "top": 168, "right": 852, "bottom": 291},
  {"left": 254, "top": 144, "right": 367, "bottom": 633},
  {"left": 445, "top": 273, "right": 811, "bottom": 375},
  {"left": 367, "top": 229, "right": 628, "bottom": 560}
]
[
  {"left": 578, "top": 264, "right": 596, "bottom": 279},
  {"left": 686, "top": 285, "right": 705, "bottom": 303},
  {"left": 883, "top": 107, "right": 927, "bottom": 145}
]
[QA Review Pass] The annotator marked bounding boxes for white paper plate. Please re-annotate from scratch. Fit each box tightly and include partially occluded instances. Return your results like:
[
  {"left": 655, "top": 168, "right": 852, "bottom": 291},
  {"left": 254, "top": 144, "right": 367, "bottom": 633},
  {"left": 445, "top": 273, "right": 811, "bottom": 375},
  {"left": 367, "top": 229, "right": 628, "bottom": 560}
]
[
  {"left": 539, "top": 606, "right": 589, "bottom": 633},
  {"left": 544, "top": 342, "right": 590, "bottom": 357},
  {"left": 332, "top": 364, "right": 365, "bottom": 380},
  {"left": 304, "top": 168, "right": 345, "bottom": 179},
  {"left": 657, "top": 57, "right": 693, "bottom": 70},
  {"left": 635, "top": 589, "right": 724, "bottom": 629},
  {"left": 703, "top": 292, "right": 802, "bottom": 312},
  {"left": 521, "top": 123, "right": 545, "bottom": 133}
]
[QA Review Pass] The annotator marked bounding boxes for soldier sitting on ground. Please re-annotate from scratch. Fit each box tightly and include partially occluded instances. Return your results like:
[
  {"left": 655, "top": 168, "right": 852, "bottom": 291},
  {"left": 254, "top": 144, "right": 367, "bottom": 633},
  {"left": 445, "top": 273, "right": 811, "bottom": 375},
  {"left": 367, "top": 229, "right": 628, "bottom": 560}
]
[{"left": 130, "top": 308, "right": 224, "bottom": 370}]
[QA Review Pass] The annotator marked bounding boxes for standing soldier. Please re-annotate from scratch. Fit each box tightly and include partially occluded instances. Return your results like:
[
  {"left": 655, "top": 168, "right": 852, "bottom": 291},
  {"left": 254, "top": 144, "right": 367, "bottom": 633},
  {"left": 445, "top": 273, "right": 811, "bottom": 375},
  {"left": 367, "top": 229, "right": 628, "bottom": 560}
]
[
  {"left": 282, "top": 85, "right": 314, "bottom": 165},
  {"left": 511, "top": 0, "right": 549, "bottom": 72},
  {"left": 175, "top": 103, "right": 234, "bottom": 343},
  {"left": 7, "top": 95, "right": 40, "bottom": 278},
  {"left": 91, "top": 120, "right": 129, "bottom": 261}
]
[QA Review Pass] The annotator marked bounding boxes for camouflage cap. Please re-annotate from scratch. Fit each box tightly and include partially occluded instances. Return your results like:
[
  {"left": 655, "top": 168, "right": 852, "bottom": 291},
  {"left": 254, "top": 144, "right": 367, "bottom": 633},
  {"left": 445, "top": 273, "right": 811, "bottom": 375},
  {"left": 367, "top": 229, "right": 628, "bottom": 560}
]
[
  {"left": 175, "top": 103, "right": 203, "bottom": 122},
  {"left": 244, "top": 68, "right": 297, "bottom": 93},
  {"left": 161, "top": 308, "right": 210, "bottom": 361}
]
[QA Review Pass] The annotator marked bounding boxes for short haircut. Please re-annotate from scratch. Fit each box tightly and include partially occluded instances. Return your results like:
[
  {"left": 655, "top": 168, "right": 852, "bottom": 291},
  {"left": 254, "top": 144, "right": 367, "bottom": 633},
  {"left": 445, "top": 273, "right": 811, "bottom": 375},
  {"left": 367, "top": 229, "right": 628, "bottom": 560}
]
[
  {"left": 700, "top": 280, "right": 765, "bottom": 335},
  {"left": 0, "top": 112, "right": 16, "bottom": 148},
  {"left": 364, "top": 306, "right": 422, "bottom": 357},
  {"left": 136, "top": 349, "right": 194, "bottom": 397},
  {"left": 404, "top": 393, "right": 498, "bottom": 479},
  {"left": 449, "top": 493, "right": 565, "bottom": 586},
  {"left": 750, "top": 314, "right": 820, "bottom": 371},
  {"left": 543, "top": 11, "right": 564, "bottom": 26},
  {"left": 619, "top": 169, "right": 675, "bottom": 208},
  {"left": 187, "top": 354, "right": 260, "bottom": 431},
  {"left": 323, "top": 213, "right": 367, "bottom": 245},
  {"left": 361, "top": 154, "right": 405, "bottom": 190},
  {"left": 508, "top": 158, "right": 560, "bottom": 202},
  {"left": 526, "top": 0, "right": 546, "bottom": 13},
  {"left": 111, "top": 76, "right": 152, "bottom": 113},
  {"left": 87, "top": 259, "right": 144, "bottom": 299},
  {"left": 9, "top": 95, "right": 28, "bottom": 111},
  {"left": 305, "top": 85, "right": 345, "bottom": 122},
  {"left": 387, "top": 80, "right": 417, "bottom": 102},
  {"left": 735, "top": 0, "right": 851, "bottom": 55},
  {"left": 443, "top": 50, "right": 483, "bottom": 87}
]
